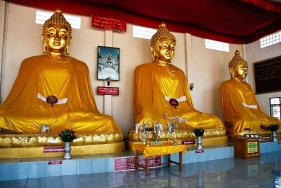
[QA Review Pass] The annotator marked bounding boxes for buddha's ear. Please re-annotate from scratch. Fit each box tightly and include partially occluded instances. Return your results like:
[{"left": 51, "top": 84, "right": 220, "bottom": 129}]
[
  {"left": 229, "top": 68, "right": 235, "bottom": 79},
  {"left": 65, "top": 37, "right": 72, "bottom": 55},
  {"left": 150, "top": 45, "right": 155, "bottom": 61},
  {"left": 42, "top": 36, "right": 47, "bottom": 54},
  {"left": 65, "top": 46, "right": 69, "bottom": 55}
]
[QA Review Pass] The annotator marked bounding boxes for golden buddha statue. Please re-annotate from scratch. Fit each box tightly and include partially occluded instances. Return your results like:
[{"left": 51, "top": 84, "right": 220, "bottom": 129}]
[
  {"left": 0, "top": 8, "right": 123, "bottom": 137},
  {"left": 220, "top": 50, "right": 281, "bottom": 138},
  {"left": 133, "top": 22, "right": 224, "bottom": 131}
]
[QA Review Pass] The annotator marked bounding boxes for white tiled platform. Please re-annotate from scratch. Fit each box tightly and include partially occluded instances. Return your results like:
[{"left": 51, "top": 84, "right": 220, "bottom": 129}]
[{"left": 0, "top": 141, "right": 280, "bottom": 181}]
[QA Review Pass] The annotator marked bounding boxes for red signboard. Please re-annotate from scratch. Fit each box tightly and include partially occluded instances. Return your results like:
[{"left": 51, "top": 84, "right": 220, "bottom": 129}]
[
  {"left": 195, "top": 150, "right": 204, "bottom": 153},
  {"left": 262, "top": 135, "right": 271, "bottom": 140},
  {"left": 44, "top": 147, "right": 64, "bottom": 153},
  {"left": 114, "top": 156, "right": 161, "bottom": 171},
  {"left": 48, "top": 161, "right": 62, "bottom": 165},
  {"left": 97, "top": 86, "right": 119, "bottom": 95},
  {"left": 92, "top": 15, "right": 126, "bottom": 32},
  {"left": 181, "top": 140, "right": 195, "bottom": 145}
]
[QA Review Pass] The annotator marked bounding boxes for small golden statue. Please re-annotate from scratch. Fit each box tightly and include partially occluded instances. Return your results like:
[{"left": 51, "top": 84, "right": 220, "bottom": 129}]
[{"left": 220, "top": 50, "right": 281, "bottom": 138}]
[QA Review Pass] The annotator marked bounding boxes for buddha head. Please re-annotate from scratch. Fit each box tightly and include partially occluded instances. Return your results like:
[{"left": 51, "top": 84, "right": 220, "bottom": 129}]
[
  {"left": 229, "top": 50, "right": 248, "bottom": 81},
  {"left": 42, "top": 8, "right": 72, "bottom": 55},
  {"left": 150, "top": 22, "right": 176, "bottom": 63}
]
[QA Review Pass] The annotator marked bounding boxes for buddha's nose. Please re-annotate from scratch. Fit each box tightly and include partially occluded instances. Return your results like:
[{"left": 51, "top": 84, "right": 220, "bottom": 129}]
[
  {"left": 167, "top": 45, "right": 173, "bottom": 51},
  {"left": 54, "top": 32, "right": 60, "bottom": 39}
]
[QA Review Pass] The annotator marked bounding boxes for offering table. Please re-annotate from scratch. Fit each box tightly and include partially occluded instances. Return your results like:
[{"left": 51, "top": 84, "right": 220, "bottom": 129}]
[{"left": 133, "top": 143, "right": 186, "bottom": 176}]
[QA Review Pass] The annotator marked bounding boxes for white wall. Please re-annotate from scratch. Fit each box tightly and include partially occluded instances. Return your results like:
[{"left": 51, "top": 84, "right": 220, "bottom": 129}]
[
  {"left": 245, "top": 40, "right": 281, "bottom": 115},
  {"left": 5, "top": 3, "right": 277, "bottom": 137},
  {"left": 187, "top": 36, "right": 243, "bottom": 119},
  {"left": 0, "top": 1, "right": 5, "bottom": 89}
]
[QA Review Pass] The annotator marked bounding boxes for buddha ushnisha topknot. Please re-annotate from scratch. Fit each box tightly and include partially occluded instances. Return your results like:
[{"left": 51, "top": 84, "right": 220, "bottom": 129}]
[
  {"left": 229, "top": 50, "right": 248, "bottom": 70},
  {"left": 42, "top": 8, "right": 72, "bottom": 38}
]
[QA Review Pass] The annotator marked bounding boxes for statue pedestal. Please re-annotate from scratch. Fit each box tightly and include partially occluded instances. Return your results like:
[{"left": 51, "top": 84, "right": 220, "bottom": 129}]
[
  {"left": 0, "top": 142, "right": 125, "bottom": 159},
  {"left": 0, "top": 132, "right": 124, "bottom": 159},
  {"left": 126, "top": 128, "right": 228, "bottom": 150},
  {"left": 126, "top": 136, "right": 228, "bottom": 150}
]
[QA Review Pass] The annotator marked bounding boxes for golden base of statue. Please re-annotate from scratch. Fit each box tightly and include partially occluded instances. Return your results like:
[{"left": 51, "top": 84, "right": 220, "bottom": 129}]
[
  {"left": 126, "top": 128, "right": 228, "bottom": 150},
  {"left": 232, "top": 129, "right": 281, "bottom": 142},
  {"left": 0, "top": 132, "right": 124, "bottom": 159}
]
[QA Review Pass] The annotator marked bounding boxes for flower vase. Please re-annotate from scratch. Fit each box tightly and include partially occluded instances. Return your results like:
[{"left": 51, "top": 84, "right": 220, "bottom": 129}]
[
  {"left": 140, "top": 132, "right": 149, "bottom": 144},
  {"left": 196, "top": 136, "right": 203, "bottom": 150},
  {"left": 272, "top": 131, "right": 277, "bottom": 142},
  {"left": 64, "top": 142, "right": 72, "bottom": 159}
]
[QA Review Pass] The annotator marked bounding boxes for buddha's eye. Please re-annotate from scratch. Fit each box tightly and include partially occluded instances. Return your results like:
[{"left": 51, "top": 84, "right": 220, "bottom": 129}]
[{"left": 161, "top": 42, "right": 168, "bottom": 48}]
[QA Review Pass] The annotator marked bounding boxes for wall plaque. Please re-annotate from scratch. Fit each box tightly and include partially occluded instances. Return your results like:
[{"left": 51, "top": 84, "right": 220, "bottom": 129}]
[
  {"left": 253, "top": 55, "right": 281, "bottom": 94},
  {"left": 97, "top": 86, "right": 119, "bottom": 95}
]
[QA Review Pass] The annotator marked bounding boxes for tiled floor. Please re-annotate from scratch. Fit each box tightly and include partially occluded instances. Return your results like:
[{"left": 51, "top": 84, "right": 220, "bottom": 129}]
[{"left": 0, "top": 151, "right": 281, "bottom": 188}]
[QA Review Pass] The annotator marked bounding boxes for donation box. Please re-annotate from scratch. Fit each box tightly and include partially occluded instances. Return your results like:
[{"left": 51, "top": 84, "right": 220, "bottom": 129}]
[{"left": 234, "top": 137, "right": 260, "bottom": 159}]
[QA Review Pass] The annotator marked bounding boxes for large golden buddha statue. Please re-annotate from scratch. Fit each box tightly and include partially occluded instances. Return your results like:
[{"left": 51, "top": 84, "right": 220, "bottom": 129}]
[
  {"left": 133, "top": 23, "right": 224, "bottom": 130},
  {"left": 0, "top": 8, "right": 123, "bottom": 136},
  {"left": 220, "top": 50, "right": 281, "bottom": 138}
]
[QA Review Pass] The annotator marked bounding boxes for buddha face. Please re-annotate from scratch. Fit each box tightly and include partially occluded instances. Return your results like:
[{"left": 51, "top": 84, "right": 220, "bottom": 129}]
[
  {"left": 232, "top": 64, "right": 248, "bottom": 81},
  {"left": 43, "top": 24, "right": 71, "bottom": 54},
  {"left": 152, "top": 37, "right": 175, "bottom": 62}
]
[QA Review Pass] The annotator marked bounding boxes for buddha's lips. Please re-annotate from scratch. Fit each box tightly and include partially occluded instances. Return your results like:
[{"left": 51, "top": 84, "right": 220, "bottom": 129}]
[{"left": 53, "top": 41, "right": 61, "bottom": 46}]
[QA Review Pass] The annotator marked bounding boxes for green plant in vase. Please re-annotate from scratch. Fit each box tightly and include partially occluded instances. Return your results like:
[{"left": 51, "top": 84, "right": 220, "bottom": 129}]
[
  {"left": 268, "top": 124, "right": 279, "bottom": 132},
  {"left": 268, "top": 124, "right": 279, "bottom": 142},
  {"left": 193, "top": 128, "right": 205, "bottom": 137},
  {"left": 58, "top": 129, "right": 76, "bottom": 159},
  {"left": 193, "top": 127, "right": 204, "bottom": 150},
  {"left": 58, "top": 129, "right": 76, "bottom": 142}
]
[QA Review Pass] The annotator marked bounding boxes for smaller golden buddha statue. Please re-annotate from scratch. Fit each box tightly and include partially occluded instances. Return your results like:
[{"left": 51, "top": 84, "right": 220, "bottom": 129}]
[
  {"left": 220, "top": 50, "right": 281, "bottom": 138},
  {"left": 133, "top": 22, "right": 224, "bottom": 131},
  {"left": 0, "top": 8, "right": 123, "bottom": 138}
]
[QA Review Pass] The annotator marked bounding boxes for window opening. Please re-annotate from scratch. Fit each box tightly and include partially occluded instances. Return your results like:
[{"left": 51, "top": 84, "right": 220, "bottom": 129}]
[
  {"left": 270, "top": 97, "right": 281, "bottom": 119},
  {"left": 205, "top": 39, "right": 229, "bottom": 52},
  {"left": 260, "top": 30, "right": 281, "bottom": 48},
  {"left": 133, "top": 26, "right": 157, "bottom": 39}
]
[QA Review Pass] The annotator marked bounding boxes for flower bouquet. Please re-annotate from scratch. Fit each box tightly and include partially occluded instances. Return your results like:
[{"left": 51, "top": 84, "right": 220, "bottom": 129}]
[
  {"left": 268, "top": 124, "right": 279, "bottom": 132},
  {"left": 165, "top": 113, "right": 187, "bottom": 132},
  {"left": 193, "top": 128, "right": 205, "bottom": 137},
  {"left": 58, "top": 129, "right": 76, "bottom": 142}
]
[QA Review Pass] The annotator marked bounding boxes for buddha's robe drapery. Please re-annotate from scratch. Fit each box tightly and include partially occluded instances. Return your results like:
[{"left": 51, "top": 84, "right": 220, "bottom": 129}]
[
  {"left": 220, "top": 79, "right": 281, "bottom": 137},
  {"left": 134, "top": 62, "right": 224, "bottom": 129},
  {"left": 0, "top": 55, "right": 123, "bottom": 135}
]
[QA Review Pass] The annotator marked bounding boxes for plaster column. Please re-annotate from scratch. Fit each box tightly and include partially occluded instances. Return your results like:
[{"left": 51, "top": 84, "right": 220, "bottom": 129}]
[{"left": 103, "top": 30, "right": 113, "bottom": 116}]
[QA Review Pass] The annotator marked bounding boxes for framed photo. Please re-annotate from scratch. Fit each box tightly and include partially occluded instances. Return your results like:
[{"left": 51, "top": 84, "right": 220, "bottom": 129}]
[
  {"left": 97, "top": 46, "right": 120, "bottom": 81},
  {"left": 41, "top": 124, "right": 51, "bottom": 133}
]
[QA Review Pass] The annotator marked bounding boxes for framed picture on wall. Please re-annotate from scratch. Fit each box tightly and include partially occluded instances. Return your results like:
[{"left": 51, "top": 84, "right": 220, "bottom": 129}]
[
  {"left": 41, "top": 124, "right": 51, "bottom": 133},
  {"left": 253, "top": 55, "right": 281, "bottom": 94},
  {"left": 97, "top": 46, "right": 120, "bottom": 81}
]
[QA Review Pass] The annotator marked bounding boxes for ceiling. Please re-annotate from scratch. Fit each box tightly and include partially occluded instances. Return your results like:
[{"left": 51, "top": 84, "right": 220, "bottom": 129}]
[{"left": 5, "top": 0, "right": 281, "bottom": 44}]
